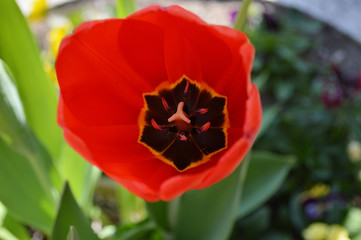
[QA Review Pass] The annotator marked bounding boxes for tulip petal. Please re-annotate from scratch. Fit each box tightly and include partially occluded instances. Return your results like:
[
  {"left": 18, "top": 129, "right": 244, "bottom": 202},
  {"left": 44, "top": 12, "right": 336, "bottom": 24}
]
[
  {"left": 197, "top": 85, "right": 262, "bottom": 189},
  {"left": 56, "top": 19, "right": 166, "bottom": 126},
  {"left": 129, "top": 5, "right": 232, "bottom": 85}
]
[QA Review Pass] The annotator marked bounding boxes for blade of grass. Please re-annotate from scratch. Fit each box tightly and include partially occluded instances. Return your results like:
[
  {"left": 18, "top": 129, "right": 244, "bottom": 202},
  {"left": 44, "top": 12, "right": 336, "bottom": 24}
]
[{"left": 234, "top": 0, "right": 254, "bottom": 31}]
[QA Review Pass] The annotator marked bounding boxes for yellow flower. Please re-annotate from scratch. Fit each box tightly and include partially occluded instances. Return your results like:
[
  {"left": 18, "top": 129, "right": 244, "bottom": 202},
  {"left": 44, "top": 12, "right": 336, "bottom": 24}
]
[
  {"left": 308, "top": 183, "right": 330, "bottom": 198},
  {"left": 347, "top": 140, "right": 361, "bottom": 163},
  {"left": 303, "top": 223, "right": 351, "bottom": 240},
  {"left": 29, "top": 0, "right": 47, "bottom": 21},
  {"left": 326, "top": 225, "right": 350, "bottom": 240},
  {"left": 303, "top": 222, "right": 329, "bottom": 240},
  {"left": 48, "top": 23, "right": 72, "bottom": 58}
]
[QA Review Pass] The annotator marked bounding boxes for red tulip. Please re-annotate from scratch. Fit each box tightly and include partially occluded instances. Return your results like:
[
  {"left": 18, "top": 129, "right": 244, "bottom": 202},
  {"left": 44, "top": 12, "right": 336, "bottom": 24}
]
[{"left": 56, "top": 5, "right": 262, "bottom": 201}]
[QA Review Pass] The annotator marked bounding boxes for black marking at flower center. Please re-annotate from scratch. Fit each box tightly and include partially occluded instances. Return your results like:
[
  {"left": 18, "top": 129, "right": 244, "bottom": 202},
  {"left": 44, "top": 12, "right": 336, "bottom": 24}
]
[{"left": 138, "top": 76, "right": 229, "bottom": 172}]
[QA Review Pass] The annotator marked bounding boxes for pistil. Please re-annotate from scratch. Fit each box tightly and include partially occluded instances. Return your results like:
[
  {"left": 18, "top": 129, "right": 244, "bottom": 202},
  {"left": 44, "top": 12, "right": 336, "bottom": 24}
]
[{"left": 168, "top": 102, "right": 192, "bottom": 131}]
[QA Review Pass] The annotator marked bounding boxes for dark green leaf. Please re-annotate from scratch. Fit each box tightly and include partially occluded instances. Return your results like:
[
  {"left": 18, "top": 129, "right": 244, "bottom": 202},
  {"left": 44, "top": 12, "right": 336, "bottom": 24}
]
[
  {"left": 66, "top": 226, "right": 79, "bottom": 240},
  {"left": 232, "top": 207, "right": 271, "bottom": 239},
  {"left": 146, "top": 201, "right": 171, "bottom": 233},
  {"left": 257, "top": 104, "right": 281, "bottom": 139},
  {"left": 115, "top": 221, "right": 157, "bottom": 240},
  {"left": 259, "top": 231, "right": 293, "bottom": 240},
  {"left": 50, "top": 183, "right": 99, "bottom": 240},
  {"left": 0, "top": 0, "right": 62, "bottom": 158},
  {"left": 172, "top": 162, "right": 246, "bottom": 240},
  {"left": 252, "top": 71, "right": 269, "bottom": 92},
  {"left": 238, "top": 151, "right": 296, "bottom": 218}
]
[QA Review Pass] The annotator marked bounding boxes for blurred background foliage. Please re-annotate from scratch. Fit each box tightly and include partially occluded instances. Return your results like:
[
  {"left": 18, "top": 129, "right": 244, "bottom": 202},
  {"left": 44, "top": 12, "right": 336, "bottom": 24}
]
[{"left": 0, "top": 0, "right": 360, "bottom": 239}]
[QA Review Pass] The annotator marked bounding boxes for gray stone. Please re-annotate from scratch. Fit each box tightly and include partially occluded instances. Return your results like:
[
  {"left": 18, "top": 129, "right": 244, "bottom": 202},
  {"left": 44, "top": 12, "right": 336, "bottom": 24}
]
[{"left": 262, "top": 0, "right": 361, "bottom": 44}]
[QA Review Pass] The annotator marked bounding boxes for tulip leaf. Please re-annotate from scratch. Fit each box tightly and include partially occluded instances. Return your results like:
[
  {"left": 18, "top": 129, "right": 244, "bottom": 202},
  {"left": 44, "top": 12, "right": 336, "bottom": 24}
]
[
  {"left": 66, "top": 226, "right": 80, "bottom": 240},
  {"left": 146, "top": 201, "right": 169, "bottom": 231},
  {"left": 238, "top": 151, "right": 296, "bottom": 218},
  {"left": 0, "top": 59, "right": 61, "bottom": 193},
  {"left": 0, "top": 0, "right": 62, "bottom": 158},
  {"left": 172, "top": 161, "right": 247, "bottom": 240},
  {"left": 115, "top": 221, "right": 158, "bottom": 240},
  {"left": 0, "top": 203, "right": 31, "bottom": 240},
  {"left": 0, "top": 137, "right": 56, "bottom": 233},
  {"left": 57, "top": 144, "right": 101, "bottom": 212},
  {"left": 50, "top": 183, "right": 99, "bottom": 240}
]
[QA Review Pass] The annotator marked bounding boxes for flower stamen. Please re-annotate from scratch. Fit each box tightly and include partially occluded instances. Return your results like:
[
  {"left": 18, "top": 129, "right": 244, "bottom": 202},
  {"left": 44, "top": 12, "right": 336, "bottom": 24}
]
[
  {"left": 162, "top": 97, "right": 172, "bottom": 112},
  {"left": 178, "top": 133, "right": 188, "bottom": 141},
  {"left": 196, "top": 108, "right": 208, "bottom": 114},
  {"left": 151, "top": 119, "right": 167, "bottom": 131},
  {"left": 198, "top": 121, "right": 211, "bottom": 133},
  {"left": 183, "top": 79, "right": 190, "bottom": 98}
]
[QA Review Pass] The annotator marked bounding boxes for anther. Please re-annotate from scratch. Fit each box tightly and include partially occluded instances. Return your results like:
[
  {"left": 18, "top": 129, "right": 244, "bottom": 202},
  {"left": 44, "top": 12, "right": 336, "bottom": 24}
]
[
  {"left": 151, "top": 119, "right": 167, "bottom": 131},
  {"left": 198, "top": 122, "right": 210, "bottom": 133},
  {"left": 196, "top": 108, "right": 208, "bottom": 114},
  {"left": 178, "top": 133, "right": 188, "bottom": 141},
  {"left": 183, "top": 79, "right": 189, "bottom": 98},
  {"left": 162, "top": 97, "right": 172, "bottom": 112},
  {"left": 168, "top": 102, "right": 191, "bottom": 124}
]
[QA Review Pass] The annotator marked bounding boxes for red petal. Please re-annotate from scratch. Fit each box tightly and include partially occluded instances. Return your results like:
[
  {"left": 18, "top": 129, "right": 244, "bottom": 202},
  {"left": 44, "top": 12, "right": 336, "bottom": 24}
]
[
  {"left": 129, "top": 5, "right": 232, "bottom": 84},
  {"left": 60, "top": 96, "right": 182, "bottom": 195},
  {"left": 117, "top": 19, "right": 168, "bottom": 85},
  {"left": 56, "top": 19, "right": 166, "bottom": 126},
  {"left": 209, "top": 26, "right": 255, "bottom": 128},
  {"left": 159, "top": 164, "right": 216, "bottom": 200},
  {"left": 108, "top": 175, "right": 160, "bottom": 201},
  {"left": 197, "top": 85, "right": 262, "bottom": 189}
]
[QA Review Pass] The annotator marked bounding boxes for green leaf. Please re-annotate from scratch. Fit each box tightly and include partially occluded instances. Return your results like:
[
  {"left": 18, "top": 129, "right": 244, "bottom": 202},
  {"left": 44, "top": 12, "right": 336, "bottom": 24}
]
[
  {"left": 0, "top": 0, "right": 62, "bottom": 158},
  {"left": 257, "top": 104, "right": 281, "bottom": 139},
  {"left": 115, "top": 221, "right": 157, "bottom": 240},
  {"left": 115, "top": 0, "right": 136, "bottom": 18},
  {"left": 0, "top": 59, "right": 61, "bottom": 193},
  {"left": 0, "top": 202, "right": 31, "bottom": 240},
  {"left": 66, "top": 226, "right": 80, "bottom": 240},
  {"left": 171, "top": 162, "right": 247, "bottom": 240},
  {"left": 0, "top": 61, "right": 57, "bottom": 232},
  {"left": 238, "top": 151, "right": 296, "bottom": 218},
  {"left": 57, "top": 144, "right": 101, "bottom": 212},
  {"left": 50, "top": 183, "right": 99, "bottom": 240},
  {"left": 0, "top": 138, "right": 56, "bottom": 233},
  {"left": 253, "top": 71, "right": 269, "bottom": 92},
  {"left": 146, "top": 201, "right": 171, "bottom": 233},
  {"left": 116, "top": 186, "right": 146, "bottom": 224},
  {"left": 233, "top": 207, "right": 271, "bottom": 239}
]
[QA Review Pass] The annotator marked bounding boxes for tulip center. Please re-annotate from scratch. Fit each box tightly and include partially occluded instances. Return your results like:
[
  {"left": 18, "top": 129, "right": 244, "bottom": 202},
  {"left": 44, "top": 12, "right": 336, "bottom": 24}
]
[{"left": 138, "top": 76, "right": 229, "bottom": 172}]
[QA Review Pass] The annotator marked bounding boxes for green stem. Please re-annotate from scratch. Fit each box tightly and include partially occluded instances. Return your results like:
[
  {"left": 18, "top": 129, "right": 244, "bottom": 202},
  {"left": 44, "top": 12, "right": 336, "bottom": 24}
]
[
  {"left": 115, "top": 0, "right": 136, "bottom": 18},
  {"left": 233, "top": 0, "right": 254, "bottom": 31},
  {"left": 239, "top": 153, "right": 251, "bottom": 203}
]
